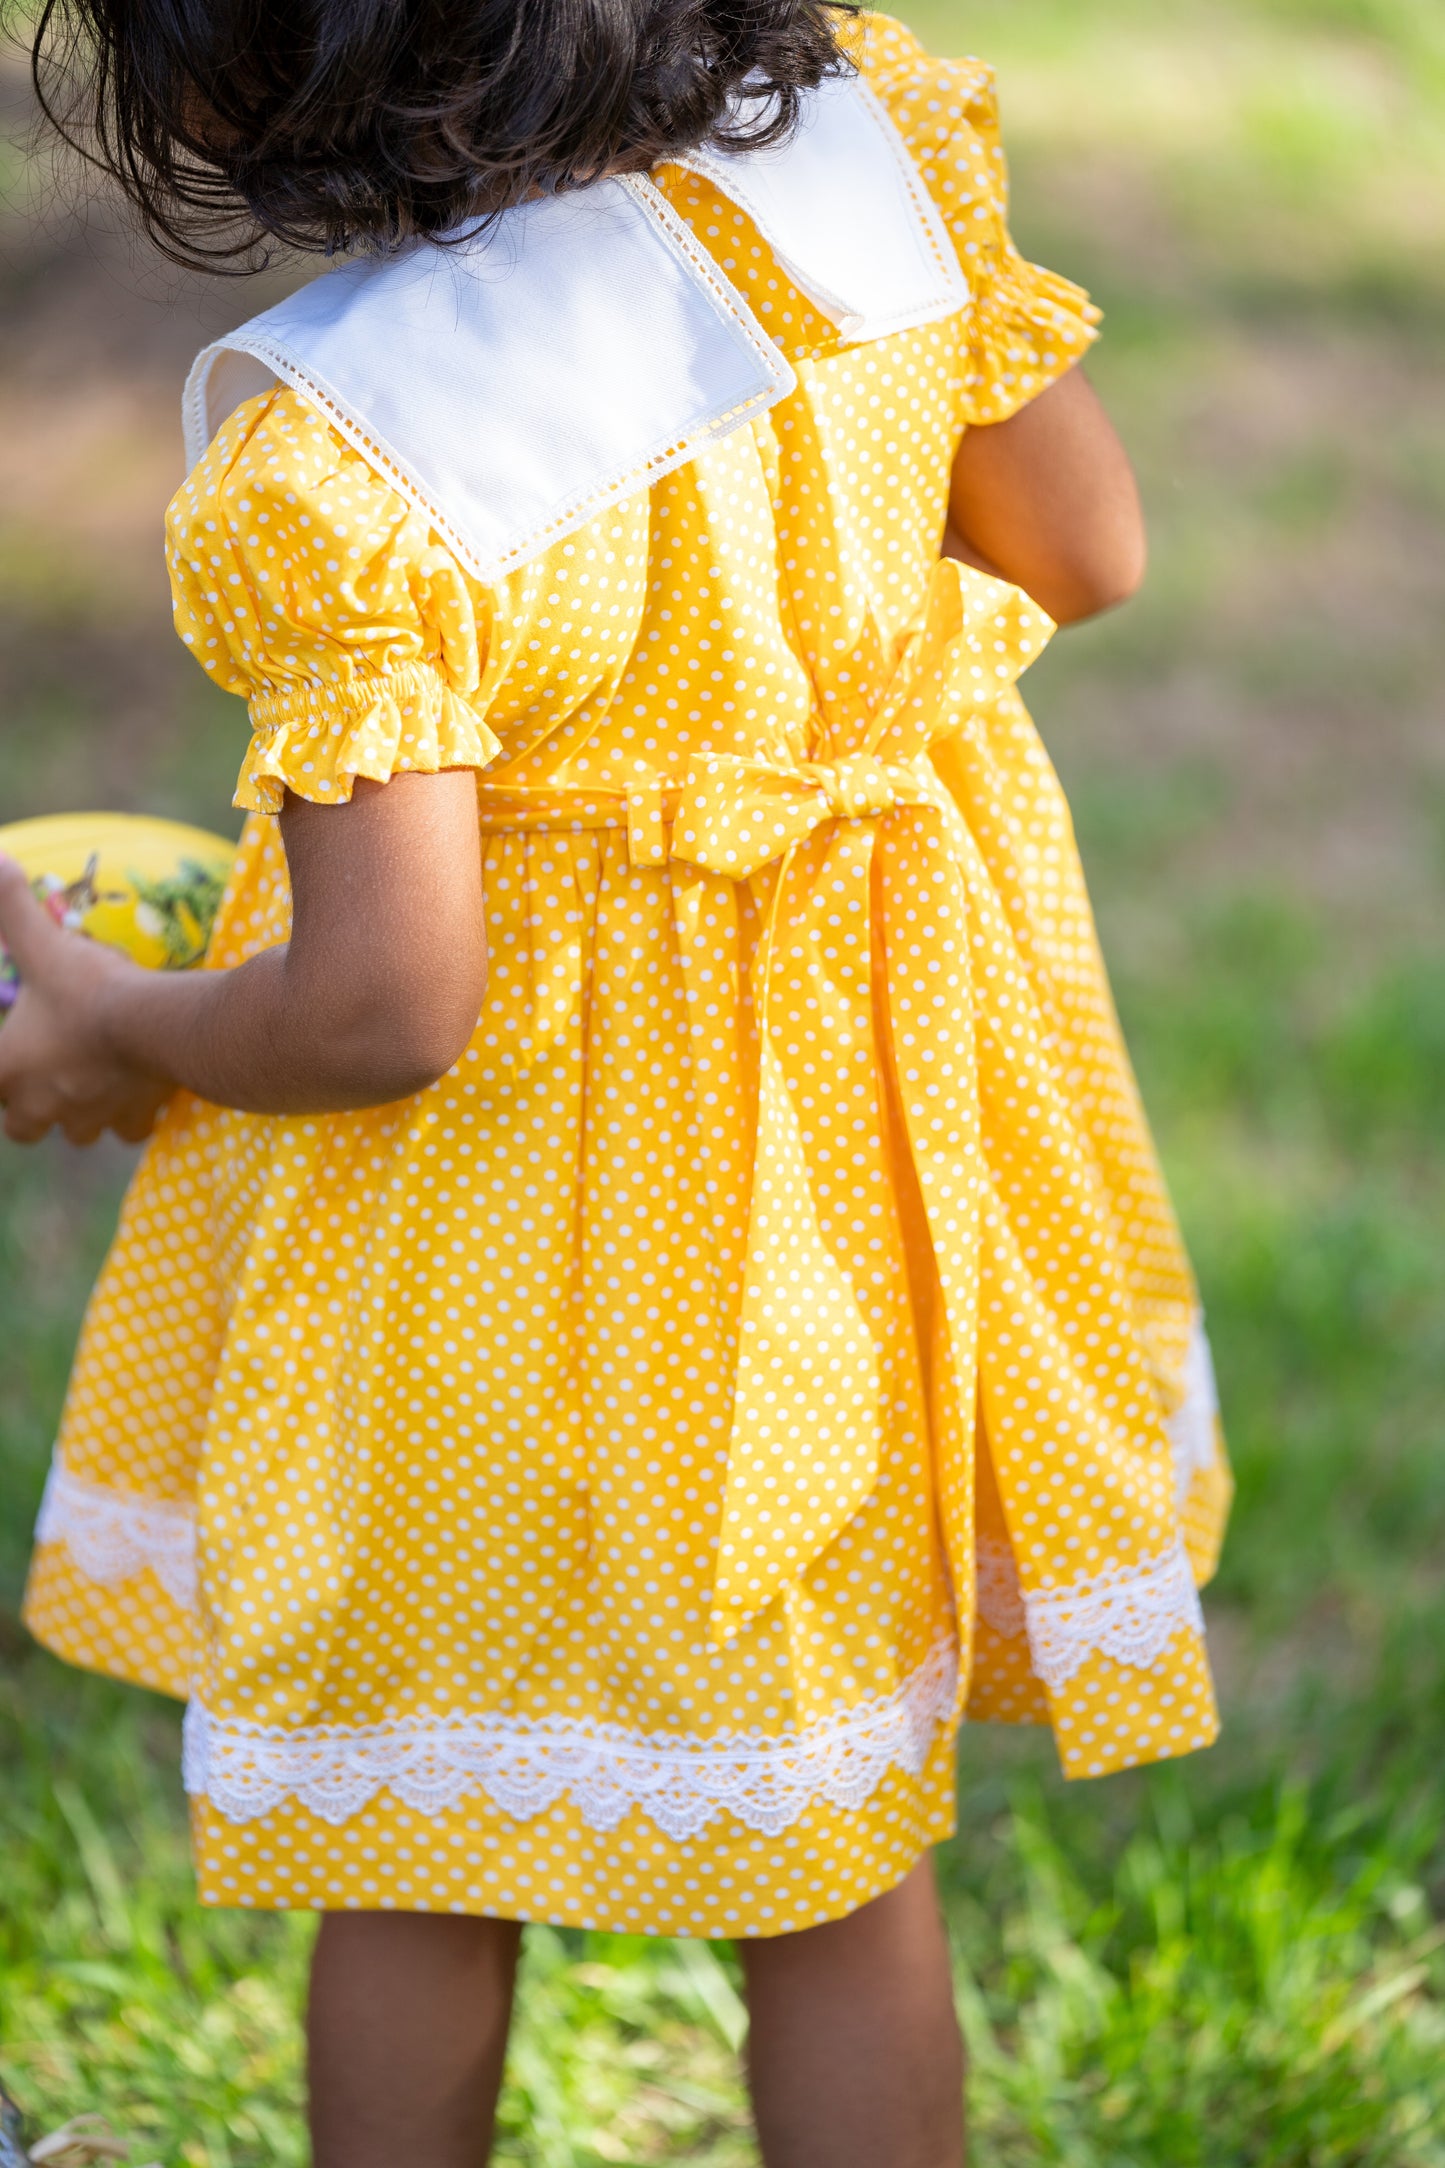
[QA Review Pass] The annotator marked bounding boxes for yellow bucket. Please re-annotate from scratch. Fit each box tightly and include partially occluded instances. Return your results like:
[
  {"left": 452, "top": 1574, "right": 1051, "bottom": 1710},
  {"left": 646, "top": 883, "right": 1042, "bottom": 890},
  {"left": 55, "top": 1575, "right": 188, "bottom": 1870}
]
[{"left": 0, "top": 812, "right": 236, "bottom": 1011}]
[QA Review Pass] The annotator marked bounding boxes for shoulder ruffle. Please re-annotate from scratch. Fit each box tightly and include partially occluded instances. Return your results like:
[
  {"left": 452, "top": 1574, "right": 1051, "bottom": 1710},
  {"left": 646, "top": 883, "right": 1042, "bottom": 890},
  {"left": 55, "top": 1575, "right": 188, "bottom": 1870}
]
[
  {"left": 237, "top": 661, "right": 501, "bottom": 814},
  {"left": 860, "top": 13, "right": 1101, "bottom": 423}
]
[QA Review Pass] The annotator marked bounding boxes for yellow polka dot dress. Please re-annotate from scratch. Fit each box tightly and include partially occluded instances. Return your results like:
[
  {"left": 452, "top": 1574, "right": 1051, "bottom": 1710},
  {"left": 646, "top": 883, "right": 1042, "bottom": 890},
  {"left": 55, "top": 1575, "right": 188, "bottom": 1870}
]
[{"left": 25, "top": 16, "right": 1232, "bottom": 1934}]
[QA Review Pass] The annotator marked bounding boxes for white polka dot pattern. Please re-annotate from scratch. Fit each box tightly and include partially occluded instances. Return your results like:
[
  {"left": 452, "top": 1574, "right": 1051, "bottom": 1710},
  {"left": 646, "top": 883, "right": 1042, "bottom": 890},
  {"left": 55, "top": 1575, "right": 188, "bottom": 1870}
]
[{"left": 23, "top": 15, "right": 1231, "bottom": 1933}]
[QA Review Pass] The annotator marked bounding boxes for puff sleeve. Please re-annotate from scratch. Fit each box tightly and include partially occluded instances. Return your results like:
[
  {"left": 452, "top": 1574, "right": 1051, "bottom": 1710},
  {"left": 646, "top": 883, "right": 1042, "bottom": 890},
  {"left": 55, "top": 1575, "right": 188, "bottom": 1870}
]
[
  {"left": 166, "top": 389, "right": 503, "bottom": 813},
  {"left": 863, "top": 13, "right": 1102, "bottom": 424}
]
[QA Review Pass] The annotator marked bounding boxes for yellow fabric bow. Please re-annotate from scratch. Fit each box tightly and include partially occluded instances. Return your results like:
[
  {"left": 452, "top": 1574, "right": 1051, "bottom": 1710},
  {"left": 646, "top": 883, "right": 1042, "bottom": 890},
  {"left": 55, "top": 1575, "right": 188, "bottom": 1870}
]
[
  {"left": 671, "top": 750, "right": 929, "bottom": 882},
  {"left": 657, "top": 561, "right": 1066, "bottom": 1647},
  {"left": 473, "top": 556, "right": 1222, "bottom": 1764}
]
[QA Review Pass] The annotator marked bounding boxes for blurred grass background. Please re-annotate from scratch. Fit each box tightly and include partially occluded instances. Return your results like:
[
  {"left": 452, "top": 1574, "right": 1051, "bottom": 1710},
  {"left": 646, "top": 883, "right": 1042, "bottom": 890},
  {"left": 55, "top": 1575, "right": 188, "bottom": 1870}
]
[{"left": 2, "top": 0, "right": 1444, "bottom": 2159}]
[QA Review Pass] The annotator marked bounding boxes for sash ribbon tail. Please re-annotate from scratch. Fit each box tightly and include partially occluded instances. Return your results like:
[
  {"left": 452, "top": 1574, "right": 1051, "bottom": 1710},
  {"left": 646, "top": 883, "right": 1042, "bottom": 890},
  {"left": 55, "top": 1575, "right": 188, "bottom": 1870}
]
[
  {"left": 473, "top": 558, "right": 1223, "bottom": 1770},
  {"left": 668, "top": 561, "right": 1057, "bottom": 1649}
]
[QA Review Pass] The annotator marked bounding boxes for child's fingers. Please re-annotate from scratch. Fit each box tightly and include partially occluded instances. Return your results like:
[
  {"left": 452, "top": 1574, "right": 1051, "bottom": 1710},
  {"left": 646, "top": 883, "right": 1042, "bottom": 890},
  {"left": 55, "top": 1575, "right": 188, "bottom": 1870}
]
[
  {"left": 0, "top": 1078, "right": 57, "bottom": 1144},
  {"left": 0, "top": 855, "right": 65, "bottom": 980},
  {"left": 0, "top": 1026, "right": 40, "bottom": 1135},
  {"left": 0, "top": 971, "right": 48, "bottom": 1139},
  {"left": 112, "top": 1086, "right": 170, "bottom": 1144}
]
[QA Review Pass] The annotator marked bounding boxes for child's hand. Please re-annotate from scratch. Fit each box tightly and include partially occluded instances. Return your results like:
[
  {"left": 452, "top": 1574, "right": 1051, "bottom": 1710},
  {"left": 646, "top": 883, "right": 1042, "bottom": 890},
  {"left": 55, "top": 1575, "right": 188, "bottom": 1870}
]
[{"left": 0, "top": 858, "right": 172, "bottom": 1146}]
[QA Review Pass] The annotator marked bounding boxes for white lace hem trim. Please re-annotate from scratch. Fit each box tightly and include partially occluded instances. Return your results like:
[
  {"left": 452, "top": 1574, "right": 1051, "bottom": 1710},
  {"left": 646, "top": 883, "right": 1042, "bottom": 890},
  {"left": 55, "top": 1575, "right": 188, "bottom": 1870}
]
[
  {"left": 182, "top": 1636, "right": 959, "bottom": 1840},
  {"left": 34, "top": 1456, "right": 197, "bottom": 1611},
  {"left": 970, "top": 1543, "right": 1213, "bottom": 1691},
  {"left": 39, "top": 1319, "right": 1218, "bottom": 1724},
  {"left": 975, "top": 1538, "right": 1205, "bottom": 1693},
  {"left": 974, "top": 1533, "right": 1028, "bottom": 1642},
  {"left": 972, "top": 1319, "right": 1217, "bottom": 1689},
  {"left": 1165, "top": 1315, "right": 1222, "bottom": 1511}
]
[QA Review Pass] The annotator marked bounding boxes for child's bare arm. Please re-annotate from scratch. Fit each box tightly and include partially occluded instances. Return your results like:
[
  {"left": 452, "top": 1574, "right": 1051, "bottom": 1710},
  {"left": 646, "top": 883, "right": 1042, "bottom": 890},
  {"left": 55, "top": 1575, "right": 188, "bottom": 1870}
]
[
  {"left": 945, "top": 364, "right": 1147, "bottom": 625},
  {"left": 0, "top": 770, "right": 487, "bottom": 1144}
]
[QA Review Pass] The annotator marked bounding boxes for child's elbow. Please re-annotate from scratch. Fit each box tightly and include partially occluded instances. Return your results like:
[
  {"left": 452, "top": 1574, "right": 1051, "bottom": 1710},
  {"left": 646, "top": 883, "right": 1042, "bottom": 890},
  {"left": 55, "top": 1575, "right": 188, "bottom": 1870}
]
[
  {"left": 370, "top": 1014, "right": 481, "bottom": 1100},
  {"left": 1049, "top": 532, "right": 1148, "bottom": 626},
  {"left": 336, "top": 961, "right": 489, "bottom": 1103}
]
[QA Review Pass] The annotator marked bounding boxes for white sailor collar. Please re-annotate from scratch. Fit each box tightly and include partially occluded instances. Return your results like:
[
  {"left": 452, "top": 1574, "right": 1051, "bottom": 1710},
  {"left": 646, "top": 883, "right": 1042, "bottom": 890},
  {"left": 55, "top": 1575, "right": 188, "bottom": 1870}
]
[{"left": 183, "top": 71, "right": 968, "bottom": 587}]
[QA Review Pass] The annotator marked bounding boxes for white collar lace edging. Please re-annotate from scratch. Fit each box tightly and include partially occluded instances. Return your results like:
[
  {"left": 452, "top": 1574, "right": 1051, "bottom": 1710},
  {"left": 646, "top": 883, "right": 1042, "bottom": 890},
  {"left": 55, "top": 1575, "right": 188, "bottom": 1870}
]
[
  {"left": 181, "top": 72, "right": 968, "bottom": 587},
  {"left": 675, "top": 75, "right": 967, "bottom": 344}
]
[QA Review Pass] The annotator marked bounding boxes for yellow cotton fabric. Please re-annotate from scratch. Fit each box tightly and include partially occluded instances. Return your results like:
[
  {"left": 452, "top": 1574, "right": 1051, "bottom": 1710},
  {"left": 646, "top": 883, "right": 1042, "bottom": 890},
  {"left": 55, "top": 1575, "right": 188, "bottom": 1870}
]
[{"left": 25, "top": 16, "right": 1231, "bottom": 1934}]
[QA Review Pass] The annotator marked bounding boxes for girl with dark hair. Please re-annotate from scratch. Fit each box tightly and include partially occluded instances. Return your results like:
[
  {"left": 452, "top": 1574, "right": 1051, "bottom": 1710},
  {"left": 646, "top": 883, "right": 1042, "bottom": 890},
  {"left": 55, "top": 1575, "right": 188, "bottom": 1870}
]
[{"left": 1, "top": 3, "right": 1231, "bottom": 2160}]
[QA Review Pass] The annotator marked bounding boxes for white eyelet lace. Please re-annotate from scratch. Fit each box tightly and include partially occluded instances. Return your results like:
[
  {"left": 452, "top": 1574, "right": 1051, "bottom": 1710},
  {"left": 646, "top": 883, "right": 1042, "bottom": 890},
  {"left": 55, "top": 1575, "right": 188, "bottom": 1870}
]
[
  {"left": 34, "top": 1457, "right": 197, "bottom": 1611},
  {"left": 183, "top": 1635, "right": 960, "bottom": 1840}
]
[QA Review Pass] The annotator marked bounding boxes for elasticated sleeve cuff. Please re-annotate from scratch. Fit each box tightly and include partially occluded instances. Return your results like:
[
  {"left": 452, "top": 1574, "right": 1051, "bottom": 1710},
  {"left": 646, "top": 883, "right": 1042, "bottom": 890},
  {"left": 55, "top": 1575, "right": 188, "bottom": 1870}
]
[{"left": 236, "top": 660, "right": 502, "bottom": 814}]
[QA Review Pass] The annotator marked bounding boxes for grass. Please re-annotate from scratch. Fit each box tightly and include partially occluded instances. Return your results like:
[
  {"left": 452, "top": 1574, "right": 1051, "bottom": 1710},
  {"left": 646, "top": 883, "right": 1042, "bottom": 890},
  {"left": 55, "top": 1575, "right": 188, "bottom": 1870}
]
[{"left": 2, "top": 0, "right": 1445, "bottom": 2159}]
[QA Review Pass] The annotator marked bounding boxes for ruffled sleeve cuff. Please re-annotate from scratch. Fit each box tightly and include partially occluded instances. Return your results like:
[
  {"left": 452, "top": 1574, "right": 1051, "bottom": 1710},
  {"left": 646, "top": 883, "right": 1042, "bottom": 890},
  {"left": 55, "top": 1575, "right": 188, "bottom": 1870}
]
[
  {"left": 961, "top": 249, "right": 1102, "bottom": 428},
  {"left": 858, "top": 22, "right": 1102, "bottom": 428},
  {"left": 235, "top": 660, "right": 503, "bottom": 814}
]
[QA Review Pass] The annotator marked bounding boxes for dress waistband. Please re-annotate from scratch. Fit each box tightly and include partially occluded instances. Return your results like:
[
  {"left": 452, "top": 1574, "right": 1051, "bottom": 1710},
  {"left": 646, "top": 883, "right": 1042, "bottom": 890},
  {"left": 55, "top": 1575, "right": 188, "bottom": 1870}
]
[{"left": 475, "top": 751, "right": 938, "bottom": 880}]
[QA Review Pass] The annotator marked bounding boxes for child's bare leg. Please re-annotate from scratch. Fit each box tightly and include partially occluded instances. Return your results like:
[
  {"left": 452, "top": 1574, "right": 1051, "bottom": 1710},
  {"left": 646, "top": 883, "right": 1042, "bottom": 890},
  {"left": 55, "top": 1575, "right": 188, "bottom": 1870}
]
[
  {"left": 307, "top": 1910, "right": 523, "bottom": 2168},
  {"left": 739, "top": 1858, "right": 965, "bottom": 2168}
]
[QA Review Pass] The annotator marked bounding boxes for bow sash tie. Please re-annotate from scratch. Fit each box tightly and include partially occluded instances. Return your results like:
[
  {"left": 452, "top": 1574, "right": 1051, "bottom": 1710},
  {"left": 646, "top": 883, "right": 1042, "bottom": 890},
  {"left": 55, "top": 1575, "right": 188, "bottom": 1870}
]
[
  {"left": 629, "top": 562, "right": 1058, "bottom": 1645},
  {"left": 668, "top": 748, "right": 932, "bottom": 880},
  {"left": 474, "top": 560, "right": 1059, "bottom": 1644}
]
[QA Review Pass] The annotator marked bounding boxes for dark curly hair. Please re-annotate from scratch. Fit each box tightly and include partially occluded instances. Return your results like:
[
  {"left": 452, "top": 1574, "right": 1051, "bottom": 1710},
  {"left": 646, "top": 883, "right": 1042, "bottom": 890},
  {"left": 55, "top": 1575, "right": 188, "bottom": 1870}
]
[{"left": 24, "top": 0, "right": 853, "bottom": 269}]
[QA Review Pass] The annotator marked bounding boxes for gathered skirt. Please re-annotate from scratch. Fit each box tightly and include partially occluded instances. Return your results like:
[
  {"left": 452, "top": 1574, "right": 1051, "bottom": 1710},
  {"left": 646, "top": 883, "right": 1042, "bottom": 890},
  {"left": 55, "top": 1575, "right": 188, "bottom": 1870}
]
[{"left": 25, "top": 682, "right": 1230, "bottom": 1935}]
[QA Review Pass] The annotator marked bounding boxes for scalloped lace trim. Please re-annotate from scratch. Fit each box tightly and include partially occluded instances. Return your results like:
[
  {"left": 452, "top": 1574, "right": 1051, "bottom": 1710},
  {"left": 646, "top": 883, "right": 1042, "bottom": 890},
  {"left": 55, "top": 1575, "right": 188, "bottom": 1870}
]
[
  {"left": 975, "top": 1536, "right": 1204, "bottom": 1693},
  {"left": 973, "top": 1319, "right": 1217, "bottom": 1690},
  {"left": 182, "top": 1636, "right": 958, "bottom": 1839},
  {"left": 35, "top": 1456, "right": 197, "bottom": 1611},
  {"left": 1025, "top": 1545, "right": 1204, "bottom": 1693}
]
